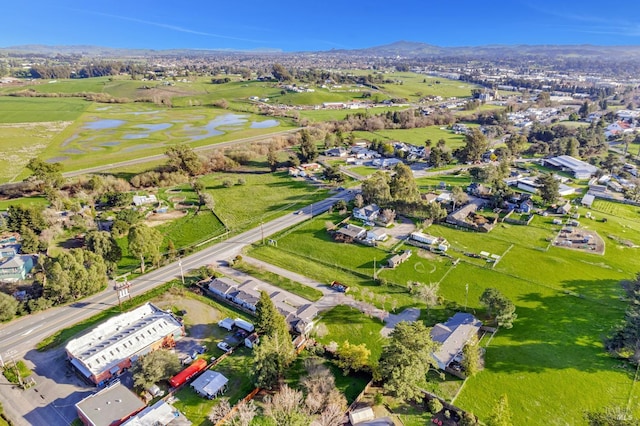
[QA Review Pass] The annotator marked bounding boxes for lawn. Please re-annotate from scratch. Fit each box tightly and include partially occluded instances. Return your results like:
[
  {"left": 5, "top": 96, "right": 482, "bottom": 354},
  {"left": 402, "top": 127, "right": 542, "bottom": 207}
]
[
  {"left": 233, "top": 260, "right": 323, "bottom": 302},
  {"left": 0, "top": 96, "right": 88, "bottom": 123},
  {"left": 0, "top": 195, "right": 48, "bottom": 210},
  {"left": 315, "top": 305, "right": 386, "bottom": 365},
  {"left": 173, "top": 347, "right": 256, "bottom": 425}
]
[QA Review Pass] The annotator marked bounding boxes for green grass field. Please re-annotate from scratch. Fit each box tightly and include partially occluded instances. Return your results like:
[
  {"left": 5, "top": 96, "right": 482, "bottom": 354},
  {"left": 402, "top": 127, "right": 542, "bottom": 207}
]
[
  {"left": 233, "top": 260, "right": 323, "bottom": 301},
  {"left": 315, "top": 305, "right": 386, "bottom": 365},
  {"left": 354, "top": 124, "right": 476, "bottom": 150},
  {"left": 198, "top": 171, "right": 329, "bottom": 231},
  {"left": 0, "top": 96, "right": 89, "bottom": 122},
  {"left": 249, "top": 198, "right": 640, "bottom": 424},
  {"left": 299, "top": 106, "right": 406, "bottom": 122}
]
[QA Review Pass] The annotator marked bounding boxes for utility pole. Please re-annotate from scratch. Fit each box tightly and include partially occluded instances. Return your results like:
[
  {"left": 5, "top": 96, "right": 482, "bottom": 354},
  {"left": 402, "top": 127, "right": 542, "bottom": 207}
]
[
  {"left": 373, "top": 257, "right": 377, "bottom": 280},
  {"left": 261, "top": 221, "right": 265, "bottom": 245},
  {"left": 464, "top": 283, "right": 469, "bottom": 312},
  {"left": 178, "top": 258, "right": 185, "bottom": 286}
]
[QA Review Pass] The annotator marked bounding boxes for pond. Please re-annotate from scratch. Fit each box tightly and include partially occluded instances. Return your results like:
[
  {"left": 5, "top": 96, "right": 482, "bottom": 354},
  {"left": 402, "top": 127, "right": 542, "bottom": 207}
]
[
  {"left": 83, "top": 119, "right": 125, "bottom": 130},
  {"left": 250, "top": 119, "right": 279, "bottom": 129}
]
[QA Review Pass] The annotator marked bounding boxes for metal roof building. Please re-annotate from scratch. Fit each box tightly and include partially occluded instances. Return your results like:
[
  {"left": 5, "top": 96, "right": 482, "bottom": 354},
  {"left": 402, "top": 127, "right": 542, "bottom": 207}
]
[
  {"left": 66, "top": 303, "right": 185, "bottom": 386},
  {"left": 190, "top": 370, "right": 228, "bottom": 399},
  {"left": 544, "top": 155, "right": 598, "bottom": 179}
]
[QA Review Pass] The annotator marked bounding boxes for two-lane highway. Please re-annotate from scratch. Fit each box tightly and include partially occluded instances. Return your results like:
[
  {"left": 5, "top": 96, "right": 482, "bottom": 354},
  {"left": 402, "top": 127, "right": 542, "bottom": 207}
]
[{"left": 0, "top": 189, "right": 352, "bottom": 358}]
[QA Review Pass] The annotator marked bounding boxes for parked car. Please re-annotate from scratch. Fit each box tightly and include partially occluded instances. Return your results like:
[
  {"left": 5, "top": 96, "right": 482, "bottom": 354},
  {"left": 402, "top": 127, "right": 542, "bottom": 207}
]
[{"left": 217, "top": 342, "right": 232, "bottom": 353}]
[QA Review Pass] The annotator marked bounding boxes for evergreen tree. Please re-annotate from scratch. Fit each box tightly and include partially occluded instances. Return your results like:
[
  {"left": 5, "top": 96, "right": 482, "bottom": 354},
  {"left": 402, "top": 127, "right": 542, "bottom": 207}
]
[
  {"left": 487, "top": 394, "right": 513, "bottom": 426},
  {"left": 379, "top": 321, "right": 438, "bottom": 402}
]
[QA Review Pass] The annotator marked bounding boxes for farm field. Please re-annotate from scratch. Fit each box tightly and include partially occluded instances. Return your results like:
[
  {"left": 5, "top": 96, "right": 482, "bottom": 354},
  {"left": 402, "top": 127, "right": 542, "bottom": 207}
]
[
  {"left": 0, "top": 120, "right": 75, "bottom": 182},
  {"left": 249, "top": 198, "right": 640, "bottom": 424},
  {"left": 0, "top": 96, "right": 88, "bottom": 123}
]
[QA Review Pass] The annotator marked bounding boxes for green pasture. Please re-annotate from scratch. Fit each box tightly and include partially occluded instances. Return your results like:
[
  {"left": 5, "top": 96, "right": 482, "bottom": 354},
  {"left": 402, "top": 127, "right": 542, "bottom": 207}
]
[
  {"left": 374, "top": 72, "right": 481, "bottom": 102},
  {"left": 299, "top": 106, "right": 405, "bottom": 122},
  {"left": 0, "top": 96, "right": 88, "bottom": 122},
  {"left": 0, "top": 119, "right": 78, "bottom": 182},
  {"left": 416, "top": 174, "right": 473, "bottom": 191},
  {"left": 0, "top": 195, "right": 48, "bottom": 211},
  {"left": 354, "top": 124, "right": 475, "bottom": 150},
  {"left": 198, "top": 171, "right": 328, "bottom": 232}
]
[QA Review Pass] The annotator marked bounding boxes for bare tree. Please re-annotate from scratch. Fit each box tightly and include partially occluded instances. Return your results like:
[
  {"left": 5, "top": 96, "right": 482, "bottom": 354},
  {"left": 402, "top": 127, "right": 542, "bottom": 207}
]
[
  {"left": 354, "top": 193, "right": 364, "bottom": 208},
  {"left": 209, "top": 398, "right": 231, "bottom": 424},
  {"left": 414, "top": 282, "right": 440, "bottom": 319},
  {"left": 317, "top": 403, "right": 345, "bottom": 426},
  {"left": 264, "top": 385, "right": 312, "bottom": 426},
  {"left": 229, "top": 400, "right": 257, "bottom": 426}
]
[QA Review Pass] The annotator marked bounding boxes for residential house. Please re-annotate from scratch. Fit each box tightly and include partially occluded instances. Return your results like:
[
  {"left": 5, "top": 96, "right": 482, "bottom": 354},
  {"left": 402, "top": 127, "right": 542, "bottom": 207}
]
[
  {"left": 207, "top": 277, "right": 238, "bottom": 300},
  {"left": 0, "top": 254, "right": 34, "bottom": 281},
  {"left": 371, "top": 158, "right": 402, "bottom": 169},
  {"left": 353, "top": 204, "right": 380, "bottom": 222},
  {"left": 467, "top": 182, "right": 492, "bottom": 198},
  {"left": 325, "top": 147, "right": 347, "bottom": 157},
  {"left": 431, "top": 313, "right": 482, "bottom": 372},
  {"left": 366, "top": 228, "right": 388, "bottom": 242},
  {"left": 387, "top": 250, "right": 412, "bottom": 268}
]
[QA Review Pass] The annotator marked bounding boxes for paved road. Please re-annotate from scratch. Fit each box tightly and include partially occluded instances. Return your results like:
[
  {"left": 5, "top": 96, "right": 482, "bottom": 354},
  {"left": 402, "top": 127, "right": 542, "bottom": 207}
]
[
  {"left": 0, "top": 189, "right": 352, "bottom": 426},
  {"left": 60, "top": 128, "right": 300, "bottom": 178}
]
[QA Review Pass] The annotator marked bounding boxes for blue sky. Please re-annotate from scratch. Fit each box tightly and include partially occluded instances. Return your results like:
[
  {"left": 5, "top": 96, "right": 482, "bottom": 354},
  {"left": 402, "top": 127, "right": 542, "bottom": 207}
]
[{"left": 3, "top": 0, "right": 640, "bottom": 51}]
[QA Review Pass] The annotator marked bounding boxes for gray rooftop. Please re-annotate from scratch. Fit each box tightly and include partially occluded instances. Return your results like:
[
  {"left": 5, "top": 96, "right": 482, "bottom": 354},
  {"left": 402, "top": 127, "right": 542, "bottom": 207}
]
[{"left": 76, "top": 382, "right": 145, "bottom": 426}]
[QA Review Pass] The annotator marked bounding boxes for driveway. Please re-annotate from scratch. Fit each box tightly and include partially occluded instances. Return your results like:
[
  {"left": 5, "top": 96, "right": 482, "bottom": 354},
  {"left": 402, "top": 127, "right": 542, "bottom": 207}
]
[{"left": 240, "top": 256, "right": 421, "bottom": 336}]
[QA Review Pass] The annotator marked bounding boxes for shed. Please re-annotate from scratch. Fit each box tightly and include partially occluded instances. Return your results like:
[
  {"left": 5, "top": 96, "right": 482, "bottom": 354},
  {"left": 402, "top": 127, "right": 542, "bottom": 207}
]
[
  {"left": 190, "top": 371, "right": 228, "bottom": 399},
  {"left": 581, "top": 193, "right": 595, "bottom": 208},
  {"left": 244, "top": 333, "right": 259, "bottom": 349},
  {"left": 349, "top": 406, "right": 375, "bottom": 424}
]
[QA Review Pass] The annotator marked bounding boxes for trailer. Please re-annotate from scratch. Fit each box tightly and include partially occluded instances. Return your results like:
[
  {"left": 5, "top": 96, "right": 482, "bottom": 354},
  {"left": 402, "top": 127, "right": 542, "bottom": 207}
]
[
  {"left": 169, "top": 358, "right": 207, "bottom": 388},
  {"left": 234, "top": 318, "right": 255, "bottom": 333},
  {"left": 330, "top": 281, "right": 349, "bottom": 293}
]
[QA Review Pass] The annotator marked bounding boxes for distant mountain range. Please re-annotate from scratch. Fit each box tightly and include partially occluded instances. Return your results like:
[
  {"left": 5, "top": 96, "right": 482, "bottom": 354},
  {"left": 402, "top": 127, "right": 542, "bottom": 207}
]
[{"left": 3, "top": 41, "right": 640, "bottom": 60}]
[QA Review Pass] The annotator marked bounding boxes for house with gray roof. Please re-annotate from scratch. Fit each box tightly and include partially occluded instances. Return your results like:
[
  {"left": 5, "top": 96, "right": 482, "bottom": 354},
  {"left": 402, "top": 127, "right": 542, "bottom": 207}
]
[{"left": 431, "top": 313, "right": 482, "bottom": 372}]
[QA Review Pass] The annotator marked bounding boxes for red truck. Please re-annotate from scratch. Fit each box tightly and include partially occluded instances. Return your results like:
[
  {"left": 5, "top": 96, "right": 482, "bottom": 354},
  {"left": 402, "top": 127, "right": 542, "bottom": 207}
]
[{"left": 169, "top": 358, "right": 207, "bottom": 388}]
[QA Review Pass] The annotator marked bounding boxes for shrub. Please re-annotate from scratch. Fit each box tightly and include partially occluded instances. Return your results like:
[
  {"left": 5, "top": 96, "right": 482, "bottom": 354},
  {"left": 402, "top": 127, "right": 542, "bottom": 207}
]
[{"left": 428, "top": 398, "right": 443, "bottom": 414}]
